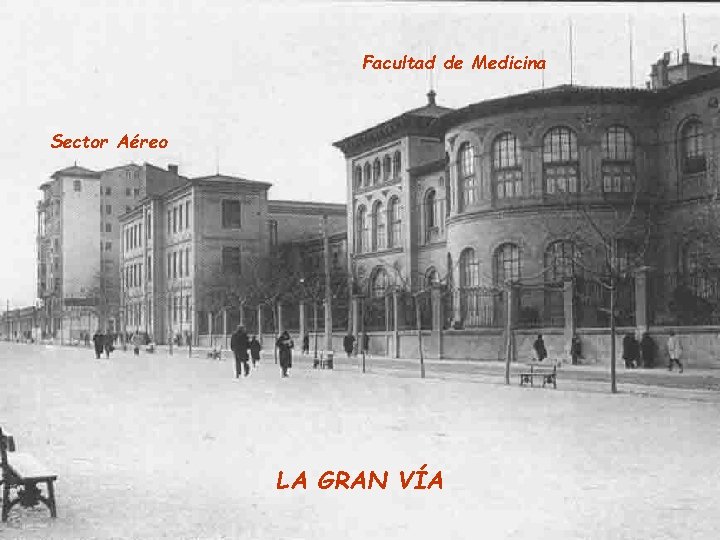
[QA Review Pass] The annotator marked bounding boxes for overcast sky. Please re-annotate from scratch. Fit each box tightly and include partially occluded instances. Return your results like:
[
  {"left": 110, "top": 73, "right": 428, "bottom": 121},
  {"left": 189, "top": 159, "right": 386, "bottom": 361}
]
[{"left": 1, "top": 1, "right": 718, "bottom": 306}]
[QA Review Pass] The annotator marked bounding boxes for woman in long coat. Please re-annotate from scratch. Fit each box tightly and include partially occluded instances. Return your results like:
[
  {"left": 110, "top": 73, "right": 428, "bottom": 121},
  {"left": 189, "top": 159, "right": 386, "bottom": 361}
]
[{"left": 276, "top": 331, "right": 294, "bottom": 377}]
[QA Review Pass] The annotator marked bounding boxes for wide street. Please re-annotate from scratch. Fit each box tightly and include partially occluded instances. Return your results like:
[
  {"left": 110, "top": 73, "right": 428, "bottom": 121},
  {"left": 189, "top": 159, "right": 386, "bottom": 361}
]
[{"left": 1, "top": 342, "right": 720, "bottom": 540}]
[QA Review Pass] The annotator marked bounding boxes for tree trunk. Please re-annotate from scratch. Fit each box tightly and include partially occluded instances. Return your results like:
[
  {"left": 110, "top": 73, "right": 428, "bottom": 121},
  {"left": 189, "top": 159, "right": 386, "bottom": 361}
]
[{"left": 610, "top": 275, "right": 617, "bottom": 394}]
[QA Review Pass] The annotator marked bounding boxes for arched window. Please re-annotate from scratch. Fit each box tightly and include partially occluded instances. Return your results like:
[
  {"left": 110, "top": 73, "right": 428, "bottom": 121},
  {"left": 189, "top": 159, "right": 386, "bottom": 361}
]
[
  {"left": 356, "top": 206, "right": 368, "bottom": 253},
  {"left": 383, "top": 155, "right": 392, "bottom": 181},
  {"left": 370, "top": 267, "right": 388, "bottom": 298},
  {"left": 363, "top": 163, "right": 371, "bottom": 187},
  {"left": 543, "top": 127, "right": 579, "bottom": 194},
  {"left": 458, "top": 142, "right": 478, "bottom": 210},
  {"left": 459, "top": 248, "right": 479, "bottom": 288},
  {"left": 602, "top": 126, "right": 635, "bottom": 193},
  {"left": 372, "top": 159, "right": 381, "bottom": 185},
  {"left": 387, "top": 196, "right": 402, "bottom": 248},
  {"left": 392, "top": 151, "right": 402, "bottom": 178},
  {"left": 353, "top": 166, "right": 362, "bottom": 189},
  {"left": 424, "top": 189, "right": 437, "bottom": 241},
  {"left": 371, "top": 200, "right": 385, "bottom": 251},
  {"left": 492, "top": 133, "right": 522, "bottom": 199},
  {"left": 544, "top": 240, "right": 580, "bottom": 282},
  {"left": 494, "top": 243, "right": 520, "bottom": 285},
  {"left": 681, "top": 120, "right": 706, "bottom": 174}
]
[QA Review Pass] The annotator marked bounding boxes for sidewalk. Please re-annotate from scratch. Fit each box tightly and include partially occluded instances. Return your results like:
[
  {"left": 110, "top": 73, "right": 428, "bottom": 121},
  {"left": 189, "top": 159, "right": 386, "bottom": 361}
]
[{"left": 31, "top": 340, "right": 720, "bottom": 402}]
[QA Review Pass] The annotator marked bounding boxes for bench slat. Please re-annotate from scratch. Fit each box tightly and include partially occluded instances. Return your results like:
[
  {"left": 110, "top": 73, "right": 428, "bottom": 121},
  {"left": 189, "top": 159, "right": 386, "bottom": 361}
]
[{"left": 7, "top": 452, "right": 57, "bottom": 480}]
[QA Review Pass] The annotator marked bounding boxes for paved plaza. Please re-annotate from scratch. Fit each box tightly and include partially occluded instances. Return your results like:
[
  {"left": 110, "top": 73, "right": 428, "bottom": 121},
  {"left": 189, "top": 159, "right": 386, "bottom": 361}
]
[{"left": 1, "top": 342, "right": 720, "bottom": 539}]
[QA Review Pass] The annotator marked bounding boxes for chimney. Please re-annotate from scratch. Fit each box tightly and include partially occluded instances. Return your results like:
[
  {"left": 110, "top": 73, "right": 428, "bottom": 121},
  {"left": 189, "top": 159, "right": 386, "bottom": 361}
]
[
  {"left": 426, "top": 89, "right": 436, "bottom": 106},
  {"left": 168, "top": 164, "right": 178, "bottom": 175}
]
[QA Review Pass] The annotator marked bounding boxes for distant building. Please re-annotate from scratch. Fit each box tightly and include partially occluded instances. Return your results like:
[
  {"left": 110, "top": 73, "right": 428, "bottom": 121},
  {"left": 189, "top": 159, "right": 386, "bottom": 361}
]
[
  {"left": 118, "top": 175, "right": 346, "bottom": 344},
  {"left": 36, "top": 163, "right": 185, "bottom": 340}
]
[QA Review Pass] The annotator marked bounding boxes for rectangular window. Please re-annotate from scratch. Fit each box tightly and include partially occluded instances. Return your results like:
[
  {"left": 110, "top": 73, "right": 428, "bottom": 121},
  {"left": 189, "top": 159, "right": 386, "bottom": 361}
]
[
  {"left": 185, "top": 296, "right": 190, "bottom": 321},
  {"left": 106, "top": 205, "right": 112, "bottom": 215},
  {"left": 178, "top": 249, "right": 183, "bottom": 276},
  {"left": 105, "top": 187, "right": 111, "bottom": 196},
  {"left": 73, "top": 180, "right": 81, "bottom": 192},
  {"left": 185, "top": 248, "right": 190, "bottom": 276},
  {"left": 167, "top": 254, "right": 171, "bottom": 279},
  {"left": 147, "top": 213, "right": 152, "bottom": 239},
  {"left": 185, "top": 201, "right": 190, "bottom": 229},
  {"left": 138, "top": 224, "right": 142, "bottom": 245},
  {"left": 105, "top": 223, "right": 112, "bottom": 233},
  {"left": 173, "top": 252, "right": 177, "bottom": 278},
  {"left": 126, "top": 188, "right": 131, "bottom": 196},
  {"left": 222, "top": 246, "right": 242, "bottom": 274},
  {"left": 134, "top": 188, "right": 140, "bottom": 197},
  {"left": 105, "top": 241, "right": 112, "bottom": 251},
  {"left": 178, "top": 205, "right": 183, "bottom": 231},
  {"left": 221, "top": 200, "right": 242, "bottom": 229},
  {"left": 173, "top": 207, "right": 178, "bottom": 233},
  {"left": 147, "top": 256, "right": 152, "bottom": 282}
]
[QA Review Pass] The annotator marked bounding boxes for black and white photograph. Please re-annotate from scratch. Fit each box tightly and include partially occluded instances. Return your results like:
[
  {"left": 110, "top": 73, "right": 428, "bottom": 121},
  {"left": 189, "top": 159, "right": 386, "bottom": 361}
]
[{"left": 1, "top": 1, "right": 720, "bottom": 538}]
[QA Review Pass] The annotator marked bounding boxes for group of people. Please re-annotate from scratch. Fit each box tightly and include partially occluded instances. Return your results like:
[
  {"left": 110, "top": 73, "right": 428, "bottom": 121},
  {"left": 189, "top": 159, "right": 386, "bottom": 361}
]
[
  {"left": 533, "top": 331, "right": 683, "bottom": 372},
  {"left": 91, "top": 331, "right": 115, "bottom": 359},
  {"left": 230, "top": 325, "right": 291, "bottom": 378}
]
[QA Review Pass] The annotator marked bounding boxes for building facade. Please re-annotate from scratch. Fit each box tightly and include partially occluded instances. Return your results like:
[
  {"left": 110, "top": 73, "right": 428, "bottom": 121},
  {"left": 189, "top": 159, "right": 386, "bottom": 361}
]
[
  {"left": 119, "top": 175, "right": 347, "bottom": 344},
  {"left": 334, "top": 53, "right": 720, "bottom": 365},
  {"left": 36, "top": 163, "right": 185, "bottom": 340}
]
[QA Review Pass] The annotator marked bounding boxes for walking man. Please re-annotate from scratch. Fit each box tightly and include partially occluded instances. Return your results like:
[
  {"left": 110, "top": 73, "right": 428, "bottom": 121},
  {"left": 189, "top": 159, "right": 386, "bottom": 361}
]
[
  {"left": 92, "top": 330, "right": 104, "bottom": 359},
  {"left": 276, "top": 331, "right": 294, "bottom": 377},
  {"left": 249, "top": 335, "right": 261, "bottom": 368},
  {"left": 230, "top": 325, "right": 250, "bottom": 378},
  {"left": 667, "top": 331, "right": 683, "bottom": 373},
  {"left": 532, "top": 334, "right": 547, "bottom": 362},
  {"left": 343, "top": 333, "right": 355, "bottom": 358}
]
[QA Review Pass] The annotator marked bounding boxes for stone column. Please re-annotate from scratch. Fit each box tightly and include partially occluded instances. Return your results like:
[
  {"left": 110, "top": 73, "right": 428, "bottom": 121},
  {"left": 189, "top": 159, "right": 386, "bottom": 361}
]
[
  {"left": 431, "top": 285, "right": 443, "bottom": 359},
  {"left": 563, "top": 278, "right": 576, "bottom": 362},
  {"left": 277, "top": 302, "right": 284, "bottom": 335},
  {"left": 299, "top": 301, "right": 306, "bottom": 342},
  {"left": 239, "top": 303, "right": 245, "bottom": 327},
  {"left": 257, "top": 304, "right": 263, "bottom": 346},
  {"left": 222, "top": 309, "right": 228, "bottom": 349},
  {"left": 351, "top": 296, "right": 360, "bottom": 355},
  {"left": 207, "top": 312, "right": 213, "bottom": 348},
  {"left": 392, "top": 290, "right": 399, "bottom": 358},
  {"left": 634, "top": 266, "right": 649, "bottom": 336}
]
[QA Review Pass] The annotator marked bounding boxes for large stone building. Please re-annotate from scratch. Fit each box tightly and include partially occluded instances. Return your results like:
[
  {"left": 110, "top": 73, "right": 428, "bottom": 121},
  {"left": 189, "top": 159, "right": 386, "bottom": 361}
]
[
  {"left": 119, "top": 176, "right": 346, "bottom": 344},
  {"left": 36, "top": 163, "right": 186, "bottom": 340},
  {"left": 333, "top": 52, "right": 720, "bottom": 365}
]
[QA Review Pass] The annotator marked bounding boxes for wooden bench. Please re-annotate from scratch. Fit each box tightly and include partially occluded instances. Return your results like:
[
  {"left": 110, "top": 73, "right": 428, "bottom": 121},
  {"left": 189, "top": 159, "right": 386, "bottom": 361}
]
[
  {"left": 0, "top": 428, "right": 57, "bottom": 521},
  {"left": 519, "top": 362, "right": 557, "bottom": 389}
]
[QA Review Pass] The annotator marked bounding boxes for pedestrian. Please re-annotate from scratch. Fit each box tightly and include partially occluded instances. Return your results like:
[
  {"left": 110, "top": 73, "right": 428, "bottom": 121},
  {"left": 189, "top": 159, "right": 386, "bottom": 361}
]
[
  {"left": 640, "top": 332, "right": 655, "bottom": 369},
  {"left": 343, "top": 333, "right": 355, "bottom": 358},
  {"left": 92, "top": 330, "right": 104, "bottom": 359},
  {"left": 249, "top": 335, "right": 261, "bottom": 368},
  {"left": 302, "top": 333, "right": 310, "bottom": 355},
  {"left": 667, "top": 331, "right": 683, "bottom": 373},
  {"left": 230, "top": 325, "right": 250, "bottom": 378},
  {"left": 276, "top": 330, "right": 294, "bottom": 377},
  {"left": 622, "top": 333, "right": 639, "bottom": 368},
  {"left": 570, "top": 335, "right": 582, "bottom": 365},
  {"left": 362, "top": 333, "right": 369, "bottom": 354},
  {"left": 132, "top": 331, "right": 142, "bottom": 356},
  {"left": 103, "top": 333, "right": 114, "bottom": 359},
  {"left": 84, "top": 332, "right": 90, "bottom": 348},
  {"left": 532, "top": 334, "right": 547, "bottom": 362}
]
